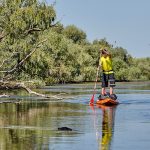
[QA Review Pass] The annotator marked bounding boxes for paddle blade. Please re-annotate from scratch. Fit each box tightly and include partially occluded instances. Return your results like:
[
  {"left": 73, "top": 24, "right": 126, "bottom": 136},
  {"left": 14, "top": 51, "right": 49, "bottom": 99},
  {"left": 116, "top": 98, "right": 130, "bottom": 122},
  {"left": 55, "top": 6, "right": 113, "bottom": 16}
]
[{"left": 89, "top": 94, "right": 95, "bottom": 105}]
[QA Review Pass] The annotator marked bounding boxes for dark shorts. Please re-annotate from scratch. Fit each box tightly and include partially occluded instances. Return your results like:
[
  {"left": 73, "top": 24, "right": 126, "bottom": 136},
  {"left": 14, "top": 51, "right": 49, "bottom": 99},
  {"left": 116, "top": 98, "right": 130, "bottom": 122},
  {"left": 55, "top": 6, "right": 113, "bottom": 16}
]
[{"left": 101, "top": 73, "right": 115, "bottom": 88}]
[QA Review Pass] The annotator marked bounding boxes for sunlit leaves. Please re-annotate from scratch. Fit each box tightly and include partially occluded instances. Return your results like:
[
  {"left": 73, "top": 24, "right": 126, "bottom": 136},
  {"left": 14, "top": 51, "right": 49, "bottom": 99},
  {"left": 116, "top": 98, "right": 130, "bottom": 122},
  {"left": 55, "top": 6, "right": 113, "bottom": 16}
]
[
  {"left": 0, "top": 0, "right": 149, "bottom": 84},
  {"left": 62, "top": 25, "right": 86, "bottom": 44}
]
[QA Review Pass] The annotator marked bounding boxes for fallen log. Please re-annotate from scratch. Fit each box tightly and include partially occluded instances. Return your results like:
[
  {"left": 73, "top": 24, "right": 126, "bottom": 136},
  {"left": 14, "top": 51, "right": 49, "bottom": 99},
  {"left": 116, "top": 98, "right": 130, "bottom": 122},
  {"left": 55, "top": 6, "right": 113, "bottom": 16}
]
[
  {"left": 0, "top": 81, "right": 63, "bottom": 100},
  {"left": 0, "top": 94, "right": 10, "bottom": 98}
]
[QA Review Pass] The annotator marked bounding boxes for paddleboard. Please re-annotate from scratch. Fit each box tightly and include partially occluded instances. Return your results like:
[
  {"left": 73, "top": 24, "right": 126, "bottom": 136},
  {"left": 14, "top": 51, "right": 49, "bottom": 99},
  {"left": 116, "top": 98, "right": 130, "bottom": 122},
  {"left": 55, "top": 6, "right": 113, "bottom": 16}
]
[{"left": 96, "top": 98, "right": 119, "bottom": 106}]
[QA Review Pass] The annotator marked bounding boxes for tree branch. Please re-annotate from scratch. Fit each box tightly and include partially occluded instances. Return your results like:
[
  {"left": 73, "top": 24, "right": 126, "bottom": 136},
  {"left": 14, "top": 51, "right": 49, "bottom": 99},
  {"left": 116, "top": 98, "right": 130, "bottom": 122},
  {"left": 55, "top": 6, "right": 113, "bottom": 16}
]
[
  {"left": 1, "top": 39, "right": 47, "bottom": 76},
  {"left": 21, "top": 84, "right": 62, "bottom": 100},
  {"left": 24, "top": 28, "right": 42, "bottom": 34},
  {"left": 0, "top": 81, "right": 63, "bottom": 100},
  {"left": 0, "top": 31, "right": 6, "bottom": 42}
]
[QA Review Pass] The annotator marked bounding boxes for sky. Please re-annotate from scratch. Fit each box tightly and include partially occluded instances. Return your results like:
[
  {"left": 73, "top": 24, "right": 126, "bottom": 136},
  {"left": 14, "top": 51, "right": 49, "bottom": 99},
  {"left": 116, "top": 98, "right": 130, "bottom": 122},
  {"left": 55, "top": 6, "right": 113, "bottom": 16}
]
[{"left": 46, "top": 0, "right": 150, "bottom": 58}]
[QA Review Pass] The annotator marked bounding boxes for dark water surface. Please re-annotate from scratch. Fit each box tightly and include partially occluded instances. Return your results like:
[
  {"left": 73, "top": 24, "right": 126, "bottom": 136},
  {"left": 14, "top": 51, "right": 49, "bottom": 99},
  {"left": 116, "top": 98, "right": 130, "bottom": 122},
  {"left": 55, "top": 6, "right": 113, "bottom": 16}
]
[{"left": 0, "top": 82, "right": 150, "bottom": 150}]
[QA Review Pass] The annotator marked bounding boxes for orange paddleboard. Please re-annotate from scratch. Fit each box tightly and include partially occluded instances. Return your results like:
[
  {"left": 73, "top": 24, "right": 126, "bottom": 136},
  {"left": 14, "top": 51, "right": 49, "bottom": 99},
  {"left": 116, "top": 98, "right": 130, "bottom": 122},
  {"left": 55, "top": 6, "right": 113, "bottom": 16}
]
[{"left": 96, "top": 98, "right": 119, "bottom": 106}]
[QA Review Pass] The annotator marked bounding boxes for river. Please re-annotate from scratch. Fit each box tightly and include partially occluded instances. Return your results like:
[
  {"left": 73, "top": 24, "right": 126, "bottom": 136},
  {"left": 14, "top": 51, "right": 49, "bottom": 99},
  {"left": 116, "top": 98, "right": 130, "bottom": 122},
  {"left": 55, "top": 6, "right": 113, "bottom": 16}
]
[{"left": 0, "top": 81, "right": 150, "bottom": 150}]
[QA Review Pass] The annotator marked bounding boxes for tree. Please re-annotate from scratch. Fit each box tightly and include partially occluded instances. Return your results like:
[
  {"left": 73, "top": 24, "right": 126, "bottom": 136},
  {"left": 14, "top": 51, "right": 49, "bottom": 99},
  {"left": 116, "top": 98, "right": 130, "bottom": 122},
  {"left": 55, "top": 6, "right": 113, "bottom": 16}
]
[
  {"left": 62, "top": 25, "right": 86, "bottom": 44},
  {"left": 111, "top": 47, "right": 128, "bottom": 62},
  {"left": 93, "top": 38, "right": 112, "bottom": 49},
  {"left": 0, "top": 0, "right": 64, "bottom": 99},
  {"left": 0, "top": 0, "right": 56, "bottom": 80},
  {"left": 127, "top": 67, "right": 141, "bottom": 80}
]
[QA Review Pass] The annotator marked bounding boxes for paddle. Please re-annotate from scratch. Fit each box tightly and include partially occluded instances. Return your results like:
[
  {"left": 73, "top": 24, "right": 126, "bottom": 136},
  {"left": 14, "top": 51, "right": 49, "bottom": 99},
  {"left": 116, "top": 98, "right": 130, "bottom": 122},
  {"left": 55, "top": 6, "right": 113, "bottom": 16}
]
[{"left": 89, "top": 65, "right": 100, "bottom": 105}]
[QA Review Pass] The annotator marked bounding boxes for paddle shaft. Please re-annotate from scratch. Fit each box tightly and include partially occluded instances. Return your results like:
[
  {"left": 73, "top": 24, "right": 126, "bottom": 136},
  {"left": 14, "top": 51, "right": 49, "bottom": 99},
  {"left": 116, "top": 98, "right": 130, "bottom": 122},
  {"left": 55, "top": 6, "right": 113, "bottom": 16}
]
[
  {"left": 89, "top": 51, "right": 101, "bottom": 104},
  {"left": 93, "top": 65, "right": 100, "bottom": 95}
]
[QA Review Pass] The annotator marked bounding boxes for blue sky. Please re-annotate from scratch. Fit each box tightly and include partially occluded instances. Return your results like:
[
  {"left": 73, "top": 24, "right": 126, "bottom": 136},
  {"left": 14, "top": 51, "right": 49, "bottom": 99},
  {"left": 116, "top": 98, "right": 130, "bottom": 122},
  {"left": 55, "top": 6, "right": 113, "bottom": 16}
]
[{"left": 47, "top": 0, "right": 150, "bottom": 58}]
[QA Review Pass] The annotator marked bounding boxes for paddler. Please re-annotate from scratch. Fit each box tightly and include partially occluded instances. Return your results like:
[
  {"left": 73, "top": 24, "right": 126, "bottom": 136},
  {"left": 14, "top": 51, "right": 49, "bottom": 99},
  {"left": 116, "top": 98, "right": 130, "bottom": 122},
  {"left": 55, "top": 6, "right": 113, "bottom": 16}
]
[{"left": 98, "top": 49, "right": 117, "bottom": 100}]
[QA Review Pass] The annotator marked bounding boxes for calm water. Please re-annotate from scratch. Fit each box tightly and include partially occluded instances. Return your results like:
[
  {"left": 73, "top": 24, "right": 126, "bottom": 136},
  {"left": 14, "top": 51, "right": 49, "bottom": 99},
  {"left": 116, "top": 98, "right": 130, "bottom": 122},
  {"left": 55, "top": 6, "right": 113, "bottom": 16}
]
[{"left": 0, "top": 82, "right": 150, "bottom": 150}]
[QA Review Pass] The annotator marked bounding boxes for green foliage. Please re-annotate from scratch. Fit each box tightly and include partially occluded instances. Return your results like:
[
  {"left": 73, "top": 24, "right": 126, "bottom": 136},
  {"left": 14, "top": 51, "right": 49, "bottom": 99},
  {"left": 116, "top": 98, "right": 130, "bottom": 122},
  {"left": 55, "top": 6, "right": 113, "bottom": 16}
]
[
  {"left": 113, "top": 58, "right": 128, "bottom": 71},
  {"left": 0, "top": 0, "right": 56, "bottom": 82},
  {"left": 93, "top": 38, "right": 111, "bottom": 49},
  {"left": 127, "top": 66, "right": 141, "bottom": 80},
  {"left": 112, "top": 47, "right": 128, "bottom": 62},
  {"left": 115, "top": 68, "right": 129, "bottom": 81},
  {"left": 24, "top": 80, "right": 45, "bottom": 88},
  {"left": 0, "top": 0, "right": 149, "bottom": 86},
  {"left": 45, "top": 77, "right": 58, "bottom": 85},
  {"left": 62, "top": 25, "right": 86, "bottom": 44},
  {"left": 133, "top": 58, "right": 150, "bottom": 80}
]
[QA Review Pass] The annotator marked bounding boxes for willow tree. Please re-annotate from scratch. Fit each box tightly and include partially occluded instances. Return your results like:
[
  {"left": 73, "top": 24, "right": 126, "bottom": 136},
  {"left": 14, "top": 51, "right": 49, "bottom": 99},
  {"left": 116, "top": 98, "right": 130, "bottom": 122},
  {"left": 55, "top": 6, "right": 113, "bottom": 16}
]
[
  {"left": 0, "top": 0, "right": 64, "bottom": 99},
  {"left": 0, "top": 0, "right": 56, "bottom": 80}
]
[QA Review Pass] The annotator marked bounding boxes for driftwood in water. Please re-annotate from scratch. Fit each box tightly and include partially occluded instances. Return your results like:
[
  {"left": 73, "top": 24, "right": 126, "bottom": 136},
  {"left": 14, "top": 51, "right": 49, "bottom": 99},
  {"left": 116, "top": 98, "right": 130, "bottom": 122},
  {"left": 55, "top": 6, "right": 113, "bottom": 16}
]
[
  {"left": 0, "top": 94, "right": 10, "bottom": 98},
  {"left": 21, "top": 83, "right": 63, "bottom": 100},
  {"left": 0, "top": 81, "right": 62, "bottom": 100}
]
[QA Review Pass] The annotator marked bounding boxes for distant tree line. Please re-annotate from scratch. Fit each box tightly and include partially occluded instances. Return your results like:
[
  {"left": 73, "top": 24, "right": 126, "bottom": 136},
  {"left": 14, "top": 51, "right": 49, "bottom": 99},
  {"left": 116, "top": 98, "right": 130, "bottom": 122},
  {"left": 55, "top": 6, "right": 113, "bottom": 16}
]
[{"left": 0, "top": 0, "right": 150, "bottom": 86}]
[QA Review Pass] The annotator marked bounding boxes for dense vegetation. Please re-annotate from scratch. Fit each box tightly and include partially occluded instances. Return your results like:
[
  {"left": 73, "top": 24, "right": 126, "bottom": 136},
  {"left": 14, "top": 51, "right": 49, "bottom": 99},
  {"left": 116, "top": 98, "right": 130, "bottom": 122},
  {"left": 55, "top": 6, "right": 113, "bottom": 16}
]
[{"left": 0, "top": 0, "right": 150, "bottom": 86}]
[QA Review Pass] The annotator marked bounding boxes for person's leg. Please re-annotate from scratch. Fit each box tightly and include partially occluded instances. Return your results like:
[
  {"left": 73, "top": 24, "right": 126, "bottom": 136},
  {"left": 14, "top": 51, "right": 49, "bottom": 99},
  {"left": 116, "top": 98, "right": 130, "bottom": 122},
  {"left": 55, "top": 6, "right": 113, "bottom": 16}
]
[
  {"left": 101, "top": 73, "right": 108, "bottom": 95},
  {"left": 102, "top": 87, "right": 106, "bottom": 95},
  {"left": 110, "top": 87, "right": 113, "bottom": 95},
  {"left": 109, "top": 73, "right": 115, "bottom": 95}
]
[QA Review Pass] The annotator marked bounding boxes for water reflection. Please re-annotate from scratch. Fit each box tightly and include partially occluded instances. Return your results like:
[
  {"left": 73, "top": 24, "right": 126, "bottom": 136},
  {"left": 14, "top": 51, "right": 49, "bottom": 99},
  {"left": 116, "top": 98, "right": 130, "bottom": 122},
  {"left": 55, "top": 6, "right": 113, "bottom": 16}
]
[
  {"left": 0, "top": 102, "right": 86, "bottom": 150},
  {"left": 91, "top": 105, "right": 117, "bottom": 150},
  {"left": 0, "top": 102, "right": 50, "bottom": 150},
  {"left": 0, "top": 82, "right": 150, "bottom": 150},
  {"left": 99, "top": 106, "right": 116, "bottom": 150}
]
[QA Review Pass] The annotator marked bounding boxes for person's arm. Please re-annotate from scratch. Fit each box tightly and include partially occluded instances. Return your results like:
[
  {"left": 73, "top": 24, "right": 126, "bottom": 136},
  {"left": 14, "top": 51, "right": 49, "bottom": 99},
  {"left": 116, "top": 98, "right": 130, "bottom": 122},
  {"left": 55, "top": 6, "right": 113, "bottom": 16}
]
[
  {"left": 102, "top": 49, "right": 112, "bottom": 58},
  {"left": 105, "top": 51, "right": 112, "bottom": 58}
]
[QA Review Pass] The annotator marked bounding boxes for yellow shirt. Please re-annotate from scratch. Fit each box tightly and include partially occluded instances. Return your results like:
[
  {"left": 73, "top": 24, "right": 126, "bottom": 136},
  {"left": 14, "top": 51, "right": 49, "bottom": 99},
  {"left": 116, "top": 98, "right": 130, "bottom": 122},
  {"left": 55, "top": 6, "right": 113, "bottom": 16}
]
[{"left": 99, "top": 56, "right": 113, "bottom": 72}]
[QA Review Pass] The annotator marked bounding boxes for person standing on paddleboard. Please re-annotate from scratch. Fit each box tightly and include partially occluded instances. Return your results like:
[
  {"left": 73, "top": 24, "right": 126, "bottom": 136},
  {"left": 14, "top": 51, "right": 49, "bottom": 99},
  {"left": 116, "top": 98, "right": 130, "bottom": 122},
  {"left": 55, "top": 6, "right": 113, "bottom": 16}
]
[{"left": 98, "top": 49, "right": 117, "bottom": 100}]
